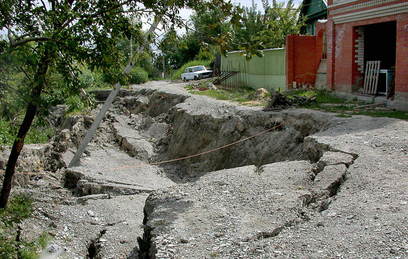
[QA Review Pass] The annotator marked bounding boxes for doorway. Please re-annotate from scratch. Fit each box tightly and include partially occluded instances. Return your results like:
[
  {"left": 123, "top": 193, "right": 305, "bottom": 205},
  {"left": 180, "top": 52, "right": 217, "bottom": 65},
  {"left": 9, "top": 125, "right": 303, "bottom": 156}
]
[{"left": 364, "top": 21, "right": 396, "bottom": 94}]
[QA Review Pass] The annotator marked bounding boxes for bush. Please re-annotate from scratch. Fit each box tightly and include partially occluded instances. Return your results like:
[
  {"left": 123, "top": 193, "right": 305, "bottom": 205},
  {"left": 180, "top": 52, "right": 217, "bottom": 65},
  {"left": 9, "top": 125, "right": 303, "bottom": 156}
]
[
  {"left": 171, "top": 60, "right": 212, "bottom": 81},
  {"left": 0, "top": 193, "right": 48, "bottom": 259},
  {"left": 0, "top": 119, "right": 17, "bottom": 147},
  {"left": 129, "top": 67, "right": 149, "bottom": 84},
  {"left": 65, "top": 92, "right": 96, "bottom": 115},
  {"left": 0, "top": 118, "right": 54, "bottom": 147},
  {"left": 194, "top": 49, "right": 215, "bottom": 62}
]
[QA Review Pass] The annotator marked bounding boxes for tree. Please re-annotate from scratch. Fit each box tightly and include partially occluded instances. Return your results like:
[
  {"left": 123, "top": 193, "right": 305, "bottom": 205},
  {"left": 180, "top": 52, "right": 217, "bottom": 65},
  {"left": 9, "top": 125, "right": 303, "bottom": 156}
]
[
  {"left": 230, "top": 2, "right": 265, "bottom": 59},
  {"left": 0, "top": 0, "right": 236, "bottom": 208},
  {"left": 231, "top": 0, "right": 305, "bottom": 58},
  {"left": 157, "top": 2, "right": 236, "bottom": 71},
  {"left": 157, "top": 28, "right": 186, "bottom": 69},
  {"left": 257, "top": 0, "right": 306, "bottom": 49}
]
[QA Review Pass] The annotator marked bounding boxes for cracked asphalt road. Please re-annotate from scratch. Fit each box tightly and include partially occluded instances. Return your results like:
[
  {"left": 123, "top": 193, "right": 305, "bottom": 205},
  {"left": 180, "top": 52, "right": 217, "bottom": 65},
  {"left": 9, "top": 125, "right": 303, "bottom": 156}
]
[{"left": 3, "top": 80, "right": 407, "bottom": 258}]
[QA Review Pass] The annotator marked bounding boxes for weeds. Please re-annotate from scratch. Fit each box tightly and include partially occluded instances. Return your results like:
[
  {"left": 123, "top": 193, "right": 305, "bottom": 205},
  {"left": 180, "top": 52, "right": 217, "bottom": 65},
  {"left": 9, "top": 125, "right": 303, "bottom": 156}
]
[
  {"left": 187, "top": 85, "right": 408, "bottom": 120},
  {"left": 185, "top": 83, "right": 258, "bottom": 105},
  {"left": 0, "top": 193, "right": 51, "bottom": 259},
  {"left": 0, "top": 118, "right": 55, "bottom": 147}
]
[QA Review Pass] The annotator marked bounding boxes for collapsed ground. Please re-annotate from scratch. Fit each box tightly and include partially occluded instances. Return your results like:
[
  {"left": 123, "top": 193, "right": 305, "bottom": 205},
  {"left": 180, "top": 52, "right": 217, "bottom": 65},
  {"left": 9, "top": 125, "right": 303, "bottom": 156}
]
[{"left": 1, "top": 80, "right": 407, "bottom": 258}]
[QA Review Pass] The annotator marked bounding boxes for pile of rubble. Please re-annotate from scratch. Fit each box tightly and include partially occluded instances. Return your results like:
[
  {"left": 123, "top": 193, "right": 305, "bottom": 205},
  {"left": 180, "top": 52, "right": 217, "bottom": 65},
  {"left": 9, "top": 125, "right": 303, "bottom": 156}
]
[{"left": 263, "top": 90, "right": 316, "bottom": 111}]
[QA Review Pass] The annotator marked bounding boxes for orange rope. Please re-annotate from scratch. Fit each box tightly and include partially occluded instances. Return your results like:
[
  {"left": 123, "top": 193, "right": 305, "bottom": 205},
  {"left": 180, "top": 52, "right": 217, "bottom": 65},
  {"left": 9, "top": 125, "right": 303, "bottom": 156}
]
[
  {"left": 105, "top": 119, "right": 293, "bottom": 171},
  {"left": 2, "top": 119, "right": 293, "bottom": 174},
  {"left": 0, "top": 170, "right": 47, "bottom": 175}
]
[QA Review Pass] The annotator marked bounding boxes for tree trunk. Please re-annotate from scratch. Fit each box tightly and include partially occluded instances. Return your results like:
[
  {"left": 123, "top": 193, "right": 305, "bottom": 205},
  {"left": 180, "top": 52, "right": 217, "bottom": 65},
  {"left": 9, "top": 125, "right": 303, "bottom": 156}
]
[
  {"left": 0, "top": 52, "right": 51, "bottom": 208},
  {"left": 0, "top": 103, "right": 38, "bottom": 208}
]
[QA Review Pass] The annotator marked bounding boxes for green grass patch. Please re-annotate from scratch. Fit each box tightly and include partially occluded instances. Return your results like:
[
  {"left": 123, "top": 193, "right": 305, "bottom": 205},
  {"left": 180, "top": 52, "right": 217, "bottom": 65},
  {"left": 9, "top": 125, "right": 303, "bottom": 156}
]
[
  {"left": 352, "top": 109, "right": 408, "bottom": 120},
  {"left": 0, "top": 118, "right": 55, "bottom": 148},
  {"left": 0, "top": 193, "right": 51, "bottom": 259},
  {"left": 187, "top": 87, "right": 408, "bottom": 120},
  {"left": 299, "top": 90, "right": 408, "bottom": 120},
  {"left": 186, "top": 84, "right": 258, "bottom": 104},
  {"left": 287, "top": 89, "right": 346, "bottom": 103}
]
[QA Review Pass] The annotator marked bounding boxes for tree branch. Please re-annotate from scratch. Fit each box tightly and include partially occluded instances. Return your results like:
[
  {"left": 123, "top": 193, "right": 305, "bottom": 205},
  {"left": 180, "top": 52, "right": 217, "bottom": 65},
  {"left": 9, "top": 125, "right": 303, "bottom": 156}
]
[
  {"left": 11, "top": 37, "right": 59, "bottom": 48},
  {"left": 19, "top": 66, "right": 32, "bottom": 81},
  {"left": 14, "top": 30, "right": 40, "bottom": 42},
  {"left": 7, "top": 24, "right": 15, "bottom": 45},
  {"left": 81, "top": 0, "right": 134, "bottom": 19}
]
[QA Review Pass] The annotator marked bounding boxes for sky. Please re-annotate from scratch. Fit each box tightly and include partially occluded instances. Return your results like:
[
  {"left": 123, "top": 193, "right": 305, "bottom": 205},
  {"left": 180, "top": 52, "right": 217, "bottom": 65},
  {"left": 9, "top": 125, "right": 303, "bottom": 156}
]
[{"left": 233, "top": 0, "right": 302, "bottom": 9}]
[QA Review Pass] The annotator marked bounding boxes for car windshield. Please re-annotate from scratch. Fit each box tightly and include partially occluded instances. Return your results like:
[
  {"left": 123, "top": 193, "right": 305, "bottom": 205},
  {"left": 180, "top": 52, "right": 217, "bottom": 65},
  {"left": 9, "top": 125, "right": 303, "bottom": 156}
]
[{"left": 193, "top": 66, "right": 204, "bottom": 72}]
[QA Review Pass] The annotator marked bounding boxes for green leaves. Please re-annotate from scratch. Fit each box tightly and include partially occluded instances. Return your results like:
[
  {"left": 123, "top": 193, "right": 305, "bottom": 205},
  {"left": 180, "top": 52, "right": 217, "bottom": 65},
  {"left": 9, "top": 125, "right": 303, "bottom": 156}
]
[
  {"left": 0, "top": 193, "right": 33, "bottom": 227},
  {"left": 232, "top": 1, "right": 305, "bottom": 52}
]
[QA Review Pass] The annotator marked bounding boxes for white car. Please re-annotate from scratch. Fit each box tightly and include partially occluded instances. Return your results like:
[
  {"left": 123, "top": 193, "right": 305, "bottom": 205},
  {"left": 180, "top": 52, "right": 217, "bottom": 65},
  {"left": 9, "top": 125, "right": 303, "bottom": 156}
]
[{"left": 181, "top": 65, "right": 213, "bottom": 81}]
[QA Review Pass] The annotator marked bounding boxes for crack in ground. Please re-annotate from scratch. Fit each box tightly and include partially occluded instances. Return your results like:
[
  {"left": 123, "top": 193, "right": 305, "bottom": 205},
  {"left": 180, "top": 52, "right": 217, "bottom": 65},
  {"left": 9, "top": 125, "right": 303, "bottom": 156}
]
[
  {"left": 87, "top": 229, "right": 107, "bottom": 259},
  {"left": 248, "top": 151, "right": 359, "bottom": 243}
]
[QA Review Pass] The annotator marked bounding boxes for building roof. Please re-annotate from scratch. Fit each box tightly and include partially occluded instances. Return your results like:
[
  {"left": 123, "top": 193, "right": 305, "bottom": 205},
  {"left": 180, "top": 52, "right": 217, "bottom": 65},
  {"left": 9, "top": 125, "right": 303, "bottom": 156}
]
[{"left": 301, "top": 0, "right": 327, "bottom": 20}]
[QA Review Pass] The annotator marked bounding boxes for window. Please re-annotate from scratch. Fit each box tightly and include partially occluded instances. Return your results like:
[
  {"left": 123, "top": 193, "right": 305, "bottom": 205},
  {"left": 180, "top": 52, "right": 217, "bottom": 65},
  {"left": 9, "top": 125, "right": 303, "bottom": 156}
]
[{"left": 322, "top": 31, "right": 327, "bottom": 59}]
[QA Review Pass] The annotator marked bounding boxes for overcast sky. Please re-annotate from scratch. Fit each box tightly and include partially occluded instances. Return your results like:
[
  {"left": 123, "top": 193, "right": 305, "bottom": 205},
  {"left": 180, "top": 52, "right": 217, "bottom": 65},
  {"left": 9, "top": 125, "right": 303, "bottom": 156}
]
[
  {"left": 234, "top": 0, "right": 302, "bottom": 9},
  {"left": 179, "top": 0, "right": 303, "bottom": 19}
]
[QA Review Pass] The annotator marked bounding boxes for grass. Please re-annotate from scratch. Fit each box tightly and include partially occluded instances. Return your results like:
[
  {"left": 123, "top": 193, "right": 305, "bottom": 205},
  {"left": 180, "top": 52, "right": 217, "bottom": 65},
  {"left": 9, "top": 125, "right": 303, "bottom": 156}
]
[
  {"left": 185, "top": 83, "right": 259, "bottom": 105},
  {"left": 0, "top": 118, "right": 55, "bottom": 148},
  {"left": 187, "top": 85, "right": 408, "bottom": 120},
  {"left": 0, "top": 193, "right": 52, "bottom": 259}
]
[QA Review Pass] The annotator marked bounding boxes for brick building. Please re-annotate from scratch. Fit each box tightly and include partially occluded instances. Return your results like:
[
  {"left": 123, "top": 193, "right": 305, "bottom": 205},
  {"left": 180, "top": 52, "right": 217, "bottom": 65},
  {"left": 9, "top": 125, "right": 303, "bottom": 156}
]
[
  {"left": 287, "top": 0, "right": 408, "bottom": 108},
  {"left": 300, "top": 0, "right": 328, "bottom": 35},
  {"left": 286, "top": 0, "right": 328, "bottom": 89},
  {"left": 326, "top": 0, "right": 408, "bottom": 102}
]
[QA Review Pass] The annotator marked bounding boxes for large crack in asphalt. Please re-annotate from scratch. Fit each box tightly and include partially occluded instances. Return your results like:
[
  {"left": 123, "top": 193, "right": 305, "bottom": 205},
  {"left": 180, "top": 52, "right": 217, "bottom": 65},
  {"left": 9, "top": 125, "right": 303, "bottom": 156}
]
[
  {"left": 137, "top": 149, "right": 359, "bottom": 259},
  {"left": 73, "top": 86, "right": 359, "bottom": 258},
  {"left": 4, "top": 81, "right": 406, "bottom": 258},
  {"left": 57, "top": 86, "right": 337, "bottom": 258}
]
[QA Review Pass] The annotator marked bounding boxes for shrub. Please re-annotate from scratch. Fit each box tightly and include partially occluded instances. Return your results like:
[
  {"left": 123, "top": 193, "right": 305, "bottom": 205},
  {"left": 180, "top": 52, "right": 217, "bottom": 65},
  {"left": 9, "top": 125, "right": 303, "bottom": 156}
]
[
  {"left": 0, "top": 193, "right": 48, "bottom": 259},
  {"left": 0, "top": 118, "right": 54, "bottom": 147},
  {"left": 0, "top": 119, "right": 17, "bottom": 147},
  {"left": 129, "top": 67, "right": 149, "bottom": 84},
  {"left": 195, "top": 49, "right": 215, "bottom": 62},
  {"left": 65, "top": 92, "right": 96, "bottom": 115}
]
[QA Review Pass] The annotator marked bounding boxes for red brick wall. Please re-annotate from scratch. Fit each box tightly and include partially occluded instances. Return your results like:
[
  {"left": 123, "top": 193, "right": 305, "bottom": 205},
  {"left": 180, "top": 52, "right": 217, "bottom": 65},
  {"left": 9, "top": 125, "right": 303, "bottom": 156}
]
[
  {"left": 286, "top": 35, "right": 317, "bottom": 89},
  {"left": 327, "top": 7, "right": 408, "bottom": 101},
  {"left": 353, "top": 27, "right": 365, "bottom": 89},
  {"left": 315, "top": 21, "right": 327, "bottom": 60},
  {"left": 333, "top": 22, "right": 354, "bottom": 93},
  {"left": 326, "top": 18, "right": 335, "bottom": 91},
  {"left": 396, "top": 15, "right": 408, "bottom": 101},
  {"left": 286, "top": 35, "right": 295, "bottom": 88}
]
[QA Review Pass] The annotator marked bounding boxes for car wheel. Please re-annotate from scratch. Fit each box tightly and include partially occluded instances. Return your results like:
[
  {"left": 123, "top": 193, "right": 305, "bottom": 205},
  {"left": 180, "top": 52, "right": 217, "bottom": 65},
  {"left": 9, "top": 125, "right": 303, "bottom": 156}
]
[
  {"left": 183, "top": 77, "right": 186, "bottom": 82},
  {"left": 194, "top": 76, "right": 197, "bottom": 80}
]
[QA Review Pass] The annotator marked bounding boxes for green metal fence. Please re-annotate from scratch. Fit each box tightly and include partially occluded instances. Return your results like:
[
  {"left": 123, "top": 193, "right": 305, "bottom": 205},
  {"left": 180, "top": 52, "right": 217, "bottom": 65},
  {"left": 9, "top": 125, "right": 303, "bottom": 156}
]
[{"left": 220, "top": 48, "right": 286, "bottom": 92}]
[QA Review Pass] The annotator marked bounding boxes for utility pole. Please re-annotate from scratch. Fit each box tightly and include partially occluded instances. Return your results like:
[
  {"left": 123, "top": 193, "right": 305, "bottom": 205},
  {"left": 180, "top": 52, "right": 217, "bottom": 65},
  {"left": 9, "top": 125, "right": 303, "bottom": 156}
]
[
  {"left": 68, "top": 15, "right": 163, "bottom": 168},
  {"left": 162, "top": 54, "right": 165, "bottom": 79}
]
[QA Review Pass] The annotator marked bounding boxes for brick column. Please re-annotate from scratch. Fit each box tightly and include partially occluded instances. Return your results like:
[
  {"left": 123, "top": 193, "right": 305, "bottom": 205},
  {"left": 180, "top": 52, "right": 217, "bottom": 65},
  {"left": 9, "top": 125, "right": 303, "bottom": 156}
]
[
  {"left": 326, "top": 18, "right": 336, "bottom": 91},
  {"left": 395, "top": 15, "right": 408, "bottom": 101},
  {"left": 353, "top": 26, "right": 365, "bottom": 90}
]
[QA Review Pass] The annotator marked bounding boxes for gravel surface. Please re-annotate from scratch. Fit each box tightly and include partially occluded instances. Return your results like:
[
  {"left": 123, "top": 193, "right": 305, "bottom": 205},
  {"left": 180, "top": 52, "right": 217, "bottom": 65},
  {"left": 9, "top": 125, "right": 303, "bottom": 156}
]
[{"left": 1, "top": 80, "right": 407, "bottom": 258}]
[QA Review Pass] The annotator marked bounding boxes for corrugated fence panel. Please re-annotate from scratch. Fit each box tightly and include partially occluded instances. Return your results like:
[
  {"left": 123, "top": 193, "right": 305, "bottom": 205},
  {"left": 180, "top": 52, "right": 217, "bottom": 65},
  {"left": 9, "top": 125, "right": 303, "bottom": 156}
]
[
  {"left": 264, "top": 49, "right": 286, "bottom": 75},
  {"left": 220, "top": 49, "right": 286, "bottom": 91}
]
